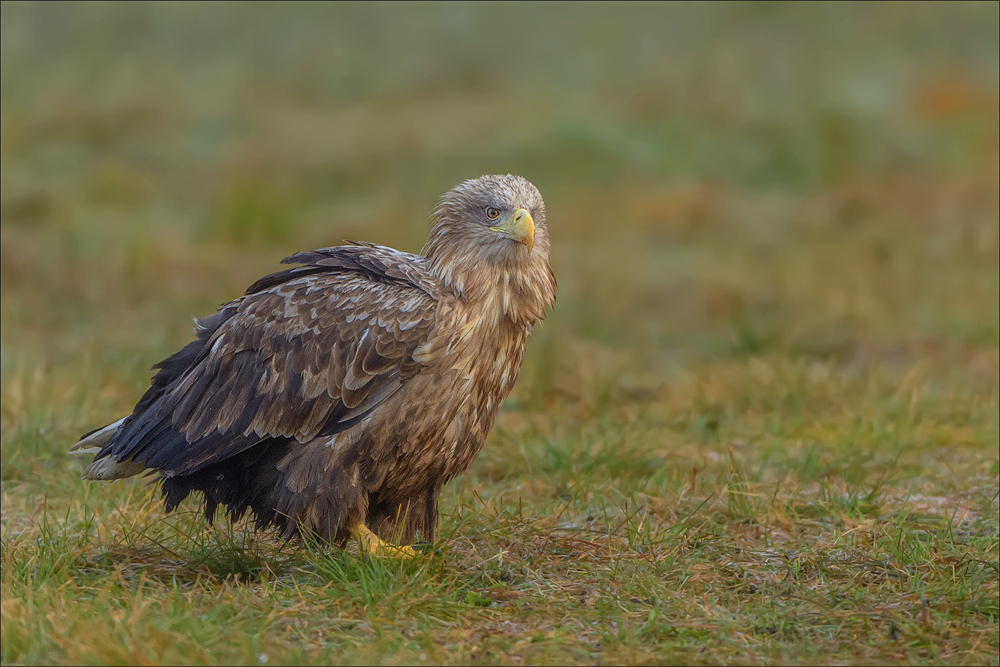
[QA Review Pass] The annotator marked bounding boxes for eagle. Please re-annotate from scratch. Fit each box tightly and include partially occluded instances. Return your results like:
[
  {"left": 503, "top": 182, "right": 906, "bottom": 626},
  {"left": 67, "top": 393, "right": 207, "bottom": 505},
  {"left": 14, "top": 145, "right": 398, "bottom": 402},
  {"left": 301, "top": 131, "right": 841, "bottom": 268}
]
[{"left": 70, "top": 174, "right": 556, "bottom": 557}]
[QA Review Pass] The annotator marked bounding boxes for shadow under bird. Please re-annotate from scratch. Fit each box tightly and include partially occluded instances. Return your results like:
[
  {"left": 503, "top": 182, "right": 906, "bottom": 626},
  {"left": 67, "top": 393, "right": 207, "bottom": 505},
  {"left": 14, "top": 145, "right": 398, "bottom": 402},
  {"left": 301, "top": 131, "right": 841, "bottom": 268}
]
[{"left": 70, "top": 174, "right": 556, "bottom": 557}]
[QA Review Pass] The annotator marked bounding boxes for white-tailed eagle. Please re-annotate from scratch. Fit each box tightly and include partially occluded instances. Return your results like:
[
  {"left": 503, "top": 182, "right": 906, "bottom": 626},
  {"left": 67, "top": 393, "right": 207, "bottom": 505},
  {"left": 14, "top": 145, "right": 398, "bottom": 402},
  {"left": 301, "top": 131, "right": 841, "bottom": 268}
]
[{"left": 71, "top": 175, "right": 556, "bottom": 557}]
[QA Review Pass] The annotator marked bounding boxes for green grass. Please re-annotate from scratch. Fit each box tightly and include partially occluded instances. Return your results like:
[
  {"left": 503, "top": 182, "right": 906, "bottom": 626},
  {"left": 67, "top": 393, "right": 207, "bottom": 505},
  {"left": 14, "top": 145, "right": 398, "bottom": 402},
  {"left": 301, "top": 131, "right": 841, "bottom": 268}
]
[{"left": 2, "top": 2, "right": 998, "bottom": 665}]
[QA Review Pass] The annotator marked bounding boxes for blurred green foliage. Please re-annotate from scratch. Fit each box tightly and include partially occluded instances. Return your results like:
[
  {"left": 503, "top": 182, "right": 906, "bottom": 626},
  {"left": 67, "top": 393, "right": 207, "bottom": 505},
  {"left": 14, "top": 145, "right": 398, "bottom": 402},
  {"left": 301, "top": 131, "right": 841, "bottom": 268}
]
[{"left": 2, "top": 2, "right": 997, "bottom": 369}]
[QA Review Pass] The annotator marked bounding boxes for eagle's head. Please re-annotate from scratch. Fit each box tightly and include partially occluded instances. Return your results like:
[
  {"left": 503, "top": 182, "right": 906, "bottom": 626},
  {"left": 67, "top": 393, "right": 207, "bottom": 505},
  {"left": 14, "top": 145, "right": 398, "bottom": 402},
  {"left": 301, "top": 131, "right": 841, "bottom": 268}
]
[
  {"left": 426, "top": 174, "right": 550, "bottom": 266},
  {"left": 424, "top": 175, "right": 554, "bottom": 315}
]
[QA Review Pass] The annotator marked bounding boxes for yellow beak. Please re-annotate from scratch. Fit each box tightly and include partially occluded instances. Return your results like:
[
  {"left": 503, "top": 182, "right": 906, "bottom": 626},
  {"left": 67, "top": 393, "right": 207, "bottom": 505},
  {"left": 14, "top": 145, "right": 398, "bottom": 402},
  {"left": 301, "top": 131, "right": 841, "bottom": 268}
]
[{"left": 490, "top": 208, "right": 535, "bottom": 253}]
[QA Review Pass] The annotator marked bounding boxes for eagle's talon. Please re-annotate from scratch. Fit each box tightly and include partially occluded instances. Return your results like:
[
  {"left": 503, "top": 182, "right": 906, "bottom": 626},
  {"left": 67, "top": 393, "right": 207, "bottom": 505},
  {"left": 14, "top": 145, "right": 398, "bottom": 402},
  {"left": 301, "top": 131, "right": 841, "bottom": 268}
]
[{"left": 352, "top": 523, "right": 416, "bottom": 560}]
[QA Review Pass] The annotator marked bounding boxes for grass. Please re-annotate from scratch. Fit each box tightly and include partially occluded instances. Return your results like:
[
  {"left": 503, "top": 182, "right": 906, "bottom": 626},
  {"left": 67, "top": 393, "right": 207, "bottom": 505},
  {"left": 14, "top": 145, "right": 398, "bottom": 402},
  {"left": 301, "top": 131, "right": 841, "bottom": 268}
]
[{"left": 2, "top": 2, "right": 998, "bottom": 665}]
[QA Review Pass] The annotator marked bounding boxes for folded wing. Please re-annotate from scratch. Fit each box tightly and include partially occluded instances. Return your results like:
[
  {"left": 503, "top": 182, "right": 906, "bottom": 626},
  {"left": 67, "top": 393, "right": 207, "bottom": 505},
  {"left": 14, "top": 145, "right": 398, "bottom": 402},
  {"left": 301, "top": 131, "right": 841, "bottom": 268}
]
[{"left": 87, "top": 246, "right": 438, "bottom": 479}]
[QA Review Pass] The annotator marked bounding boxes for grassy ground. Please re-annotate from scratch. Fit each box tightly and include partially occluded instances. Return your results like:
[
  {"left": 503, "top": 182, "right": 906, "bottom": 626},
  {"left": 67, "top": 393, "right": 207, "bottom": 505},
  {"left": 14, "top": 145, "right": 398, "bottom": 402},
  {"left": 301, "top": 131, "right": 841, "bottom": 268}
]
[{"left": 1, "top": 3, "right": 998, "bottom": 665}]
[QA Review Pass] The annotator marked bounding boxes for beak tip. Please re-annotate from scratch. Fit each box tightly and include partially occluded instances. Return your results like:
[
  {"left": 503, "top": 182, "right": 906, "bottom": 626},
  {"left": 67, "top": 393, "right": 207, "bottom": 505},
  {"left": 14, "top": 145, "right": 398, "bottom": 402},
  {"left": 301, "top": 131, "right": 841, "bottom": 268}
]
[{"left": 500, "top": 208, "right": 536, "bottom": 253}]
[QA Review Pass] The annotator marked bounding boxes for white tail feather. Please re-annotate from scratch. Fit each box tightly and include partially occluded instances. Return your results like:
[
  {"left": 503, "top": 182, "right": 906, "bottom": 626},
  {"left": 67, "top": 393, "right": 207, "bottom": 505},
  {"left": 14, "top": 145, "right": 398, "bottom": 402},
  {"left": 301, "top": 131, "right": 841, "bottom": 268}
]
[
  {"left": 70, "top": 417, "right": 147, "bottom": 480},
  {"left": 82, "top": 456, "right": 147, "bottom": 481},
  {"left": 68, "top": 418, "right": 126, "bottom": 455}
]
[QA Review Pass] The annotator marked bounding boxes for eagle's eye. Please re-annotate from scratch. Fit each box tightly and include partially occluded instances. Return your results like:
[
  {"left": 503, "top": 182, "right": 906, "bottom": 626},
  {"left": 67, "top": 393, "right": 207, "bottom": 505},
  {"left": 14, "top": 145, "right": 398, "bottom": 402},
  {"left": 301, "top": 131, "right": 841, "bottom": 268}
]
[{"left": 485, "top": 207, "right": 501, "bottom": 220}]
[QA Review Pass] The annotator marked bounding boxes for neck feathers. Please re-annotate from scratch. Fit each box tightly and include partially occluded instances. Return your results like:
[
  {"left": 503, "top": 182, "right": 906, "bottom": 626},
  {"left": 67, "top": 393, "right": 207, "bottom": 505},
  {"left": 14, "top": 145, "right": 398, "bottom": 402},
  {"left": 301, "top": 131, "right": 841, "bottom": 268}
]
[{"left": 423, "top": 236, "right": 556, "bottom": 327}]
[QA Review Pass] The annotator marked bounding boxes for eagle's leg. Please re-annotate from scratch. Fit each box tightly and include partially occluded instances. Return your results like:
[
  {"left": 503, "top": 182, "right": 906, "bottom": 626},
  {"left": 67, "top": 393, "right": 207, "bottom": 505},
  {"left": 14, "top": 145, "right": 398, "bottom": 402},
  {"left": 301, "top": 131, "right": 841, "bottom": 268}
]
[
  {"left": 368, "top": 484, "right": 442, "bottom": 547},
  {"left": 350, "top": 523, "right": 416, "bottom": 559}
]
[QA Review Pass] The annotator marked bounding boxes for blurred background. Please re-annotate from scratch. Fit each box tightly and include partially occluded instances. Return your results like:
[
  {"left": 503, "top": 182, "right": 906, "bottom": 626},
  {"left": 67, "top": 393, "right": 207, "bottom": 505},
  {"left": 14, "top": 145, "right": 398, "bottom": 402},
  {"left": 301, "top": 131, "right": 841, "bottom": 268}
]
[{"left": 1, "top": 2, "right": 997, "bottom": 446}]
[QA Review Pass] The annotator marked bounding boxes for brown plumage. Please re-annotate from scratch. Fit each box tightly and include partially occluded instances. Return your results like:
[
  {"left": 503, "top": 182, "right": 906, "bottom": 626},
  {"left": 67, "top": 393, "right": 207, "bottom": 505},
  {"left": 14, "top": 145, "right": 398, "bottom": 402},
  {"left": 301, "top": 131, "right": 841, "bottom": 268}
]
[{"left": 71, "top": 174, "right": 556, "bottom": 555}]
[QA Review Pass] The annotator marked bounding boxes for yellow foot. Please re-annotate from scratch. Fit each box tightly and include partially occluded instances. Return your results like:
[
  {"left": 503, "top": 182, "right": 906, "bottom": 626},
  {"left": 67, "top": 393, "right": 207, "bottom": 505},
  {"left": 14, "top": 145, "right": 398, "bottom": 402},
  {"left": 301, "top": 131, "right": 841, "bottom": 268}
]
[{"left": 350, "top": 523, "right": 416, "bottom": 559}]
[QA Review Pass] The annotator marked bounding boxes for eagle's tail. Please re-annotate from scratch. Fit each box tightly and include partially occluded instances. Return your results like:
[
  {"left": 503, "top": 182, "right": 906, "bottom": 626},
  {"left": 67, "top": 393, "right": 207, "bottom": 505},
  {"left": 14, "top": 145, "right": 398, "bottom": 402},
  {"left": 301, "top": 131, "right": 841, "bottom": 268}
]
[
  {"left": 69, "top": 418, "right": 126, "bottom": 454},
  {"left": 69, "top": 418, "right": 147, "bottom": 480}
]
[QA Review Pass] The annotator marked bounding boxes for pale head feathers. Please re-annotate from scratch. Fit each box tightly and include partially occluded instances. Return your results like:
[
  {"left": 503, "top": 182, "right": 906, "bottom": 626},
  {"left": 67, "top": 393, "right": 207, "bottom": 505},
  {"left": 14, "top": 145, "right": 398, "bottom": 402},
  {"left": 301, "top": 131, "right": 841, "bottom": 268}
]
[{"left": 423, "top": 174, "right": 556, "bottom": 320}]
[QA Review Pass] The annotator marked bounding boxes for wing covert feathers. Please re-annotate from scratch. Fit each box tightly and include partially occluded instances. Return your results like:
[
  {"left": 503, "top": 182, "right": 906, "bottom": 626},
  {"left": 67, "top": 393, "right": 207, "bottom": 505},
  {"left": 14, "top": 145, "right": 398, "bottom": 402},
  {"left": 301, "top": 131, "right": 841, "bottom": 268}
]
[{"left": 90, "top": 246, "right": 438, "bottom": 478}]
